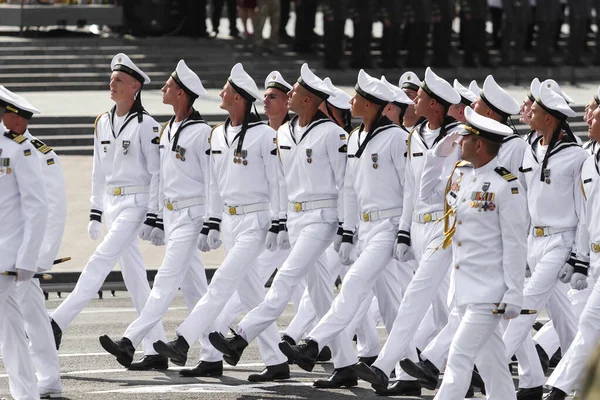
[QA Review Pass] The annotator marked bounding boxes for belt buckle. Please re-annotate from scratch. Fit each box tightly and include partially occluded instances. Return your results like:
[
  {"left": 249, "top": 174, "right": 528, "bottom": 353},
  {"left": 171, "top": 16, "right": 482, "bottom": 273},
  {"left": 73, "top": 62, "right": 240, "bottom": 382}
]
[
  {"left": 228, "top": 206, "right": 237, "bottom": 215},
  {"left": 166, "top": 202, "right": 174, "bottom": 211},
  {"left": 423, "top": 213, "right": 432, "bottom": 223},
  {"left": 593, "top": 243, "right": 600, "bottom": 253},
  {"left": 294, "top": 202, "right": 303, "bottom": 212},
  {"left": 113, "top": 187, "right": 122, "bottom": 196},
  {"left": 534, "top": 227, "right": 544, "bottom": 237},
  {"left": 362, "top": 212, "right": 370, "bottom": 222}
]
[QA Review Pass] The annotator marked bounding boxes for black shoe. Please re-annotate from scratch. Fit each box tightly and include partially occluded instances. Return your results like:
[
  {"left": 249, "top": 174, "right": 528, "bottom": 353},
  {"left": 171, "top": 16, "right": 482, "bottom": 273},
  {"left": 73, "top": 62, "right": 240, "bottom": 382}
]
[
  {"left": 281, "top": 335, "right": 296, "bottom": 364},
  {"left": 358, "top": 356, "right": 378, "bottom": 367},
  {"left": 153, "top": 336, "right": 189, "bottom": 367},
  {"left": 208, "top": 330, "right": 248, "bottom": 366},
  {"left": 543, "top": 388, "right": 567, "bottom": 400},
  {"left": 516, "top": 386, "right": 544, "bottom": 400},
  {"left": 399, "top": 358, "right": 439, "bottom": 391},
  {"left": 179, "top": 360, "right": 223, "bottom": 377},
  {"left": 317, "top": 346, "right": 332, "bottom": 362},
  {"left": 278, "top": 339, "right": 319, "bottom": 372},
  {"left": 466, "top": 384, "right": 475, "bottom": 398},
  {"left": 471, "top": 367, "right": 485, "bottom": 389},
  {"left": 99, "top": 335, "right": 135, "bottom": 367},
  {"left": 248, "top": 362, "right": 290, "bottom": 382},
  {"left": 128, "top": 355, "right": 168, "bottom": 371},
  {"left": 374, "top": 380, "right": 422, "bottom": 396},
  {"left": 549, "top": 349, "right": 562, "bottom": 368},
  {"left": 313, "top": 366, "right": 358, "bottom": 388},
  {"left": 536, "top": 344, "right": 550, "bottom": 374},
  {"left": 354, "top": 362, "right": 388, "bottom": 390},
  {"left": 50, "top": 319, "right": 62, "bottom": 350}
]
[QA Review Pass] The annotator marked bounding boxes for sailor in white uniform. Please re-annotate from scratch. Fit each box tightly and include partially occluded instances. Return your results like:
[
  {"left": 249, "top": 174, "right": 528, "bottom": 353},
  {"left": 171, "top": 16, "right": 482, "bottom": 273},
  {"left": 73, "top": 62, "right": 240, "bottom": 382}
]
[
  {"left": 49, "top": 53, "right": 168, "bottom": 370},
  {"left": 398, "top": 72, "right": 425, "bottom": 132}
]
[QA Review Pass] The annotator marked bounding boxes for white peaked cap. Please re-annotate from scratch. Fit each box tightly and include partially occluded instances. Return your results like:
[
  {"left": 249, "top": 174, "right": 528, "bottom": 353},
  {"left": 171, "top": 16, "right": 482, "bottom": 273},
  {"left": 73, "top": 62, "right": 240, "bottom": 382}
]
[
  {"left": 529, "top": 78, "right": 573, "bottom": 104},
  {"left": 381, "top": 76, "right": 414, "bottom": 106},
  {"left": 354, "top": 69, "right": 395, "bottom": 105},
  {"left": 323, "top": 78, "right": 351, "bottom": 110},
  {"left": 453, "top": 79, "right": 477, "bottom": 105},
  {"left": 228, "top": 63, "right": 261, "bottom": 101},
  {"left": 399, "top": 71, "right": 422, "bottom": 91},
  {"left": 297, "top": 63, "right": 333, "bottom": 99},
  {"left": 460, "top": 106, "right": 514, "bottom": 143},
  {"left": 468, "top": 80, "right": 482, "bottom": 97},
  {"left": 264, "top": 70, "right": 293, "bottom": 92},
  {"left": 537, "top": 79, "right": 576, "bottom": 119},
  {"left": 111, "top": 53, "right": 151, "bottom": 85},
  {"left": 0, "top": 86, "right": 40, "bottom": 119},
  {"left": 172, "top": 59, "right": 207, "bottom": 99},
  {"left": 481, "top": 75, "right": 520, "bottom": 117},
  {"left": 421, "top": 67, "right": 460, "bottom": 106}
]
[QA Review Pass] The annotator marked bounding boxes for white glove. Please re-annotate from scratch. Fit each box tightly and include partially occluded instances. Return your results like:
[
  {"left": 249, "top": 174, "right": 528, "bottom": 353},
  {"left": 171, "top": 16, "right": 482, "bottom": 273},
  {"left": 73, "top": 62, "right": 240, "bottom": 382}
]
[
  {"left": 558, "top": 263, "right": 574, "bottom": 283},
  {"left": 433, "top": 131, "right": 461, "bottom": 157},
  {"left": 139, "top": 213, "right": 156, "bottom": 241},
  {"left": 395, "top": 243, "right": 413, "bottom": 262},
  {"left": 277, "top": 231, "right": 291, "bottom": 250},
  {"left": 150, "top": 227, "right": 165, "bottom": 246},
  {"left": 197, "top": 223, "right": 211, "bottom": 252},
  {"left": 265, "top": 231, "right": 278, "bottom": 252},
  {"left": 16, "top": 269, "right": 35, "bottom": 282},
  {"left": 88, "top": 220, "right": 102, "bottom": 241},
  {"left": 333, "top": 223, "right": 343, "bottom": 252},
  {"left": 571, "top": 273, "right": 588, "bottom": 290},
  {"left": 207, "top": 229, "right": 222, "bottom": 250},
  {"left": 499, "top": 303, "right": 521, "bottom": 320},
  {"left": 339, "top": 242, "right": 354, "bottom": 265}
]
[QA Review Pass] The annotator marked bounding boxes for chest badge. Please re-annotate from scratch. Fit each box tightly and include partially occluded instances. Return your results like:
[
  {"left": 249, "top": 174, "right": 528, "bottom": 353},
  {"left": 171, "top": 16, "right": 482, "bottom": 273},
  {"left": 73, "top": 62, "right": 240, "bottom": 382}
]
[
  {"left": 482, "top": 182, "right": 490, "bottom": 191},
  {"left": 306, "top": 148, "right": 313, "bottom": 164},
  {"left": 0, "top": 157, "right": 11, "bottom": 174},
  {"left": 241, "top": 150, "right": 248, "bottom": 166},
  {"left": 233, "top": 151, "right": 241, "bottom": 164},
  {"left": 372, "top": 153, "right": 378, "bottom": 169},
  {"left": 122, "top": 140, "right": 130, "bottom": 155},
  {"left": 543, "top": 168, "right": 551, "bottom": 184},
  {"left": 175, "top": 145, "right": 186, "bottom": 162}
]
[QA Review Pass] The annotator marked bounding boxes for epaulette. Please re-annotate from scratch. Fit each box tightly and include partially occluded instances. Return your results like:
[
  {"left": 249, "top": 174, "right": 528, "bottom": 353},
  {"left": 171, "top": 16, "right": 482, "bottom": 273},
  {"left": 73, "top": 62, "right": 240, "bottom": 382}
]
[
  {"left": 94, "top": 112, "right": 108, "bottom": 138},
  {"left": 30, "top": 138, "right": 53, "bottom": 154},
  {"left": 159, "top": 121, "right": 169, "bottom": 140},
  {"left": 495, "top": 166, "right": 517, "bottom": 181},
  {"left": 348, "top": 126, "right": 360, "bottom": 138},
  {"left": 3, "top": 131, "right": 27, "bottom": 144},
  {"left": 456, "top": 160, "right": 472, "bottom": 168}
]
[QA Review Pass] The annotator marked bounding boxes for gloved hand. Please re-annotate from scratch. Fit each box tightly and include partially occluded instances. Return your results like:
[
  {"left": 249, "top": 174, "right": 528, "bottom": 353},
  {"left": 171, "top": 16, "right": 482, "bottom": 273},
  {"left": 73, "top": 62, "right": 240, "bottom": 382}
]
[
  {"left": 207, "top": 217, "right": 222, "bottom": 250},
  {"left": 197, "top": 223, "right": 211, "bottom": 252},
  {"left": 148, "top": 217, "right": 164, "bottom": 246},
  {"left": 499, "top": 303, "right": 521, "bottom": 320},
  {"left": 88, "top": 220, "right": 102, "bottom": 241},
  {"left": 571, "top": 273, "right": 588, "bottom": 290},
  {"left": 265, "top": 220, "right": 279, "bottom": 252},
  {"left": 277, "top": 218, "right": 291, "bottom": 250},
  {"left": 16, "top": 269, "right": 36, "bottom": 282},
  {"left": 139, "top": 213, "right": 157, "bottom": 241},
  {"left": 558, "top": 262, "right": 574, "bottom": 283},
  {"left": 339, "top": 242, "right": 354, "bottom": 265},
  {"left": 333, "top": 222, "right": 343, "bottom": 252},
  {"left": 433, "top": 131, "right": 461, "bottom": 157},
  {"left": 395, "top": 243, "right": 413, "bottom": 262}
]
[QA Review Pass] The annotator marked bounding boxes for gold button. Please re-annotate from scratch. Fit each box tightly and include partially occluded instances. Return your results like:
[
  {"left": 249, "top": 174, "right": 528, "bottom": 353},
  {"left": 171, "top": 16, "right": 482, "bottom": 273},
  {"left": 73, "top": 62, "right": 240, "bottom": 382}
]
[
  {"left": 423, "top": 213, "right": 432, "bottom": 223},
  {"left": 472, "top": 178, "right": 476, "bottom": 182},
  {"left": 457, "top": 220, "right": 462, "bottom": 225},
  {"left": 166, "top": 202, "right": 173, "bottom": 211},
  {"left": 457, "top": 241, "right": 462, "bottom": 246},
  {"left": 229, "top": 206, "right": 237, "bottom": 215},
  {"left": 535, "top": 227, "right": 544, "bottom": 237},
  {"left": 593, "top": 243, "right": 600, "bottom": 253},
  {"left": 455, "top": 265, "right": 460, "bottom": 270},
  {"left": 113, "top": 187, "right": 121, "bottom": 195},
  {"left": 294, "top": 202, "right": 302, "bottom": 212},
  {"left": 363, "top": 212, "right": 370, "bottom": 221}
]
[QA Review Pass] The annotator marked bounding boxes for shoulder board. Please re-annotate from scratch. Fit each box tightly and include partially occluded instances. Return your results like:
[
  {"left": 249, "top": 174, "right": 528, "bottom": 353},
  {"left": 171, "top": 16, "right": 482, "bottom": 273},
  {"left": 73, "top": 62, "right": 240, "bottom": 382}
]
[
  {"left": 209, "top": 123, "right": 224, "bottom": 147},
  {"left": 348, "top": 126, "right": 360, "bottom": 138},
  {"left": 94, "top": 112, "right": 108, "bottom": 138},
  {"left": 159, "top": 121, "right": 170, "bottom": 140},
  {"left": 4, "top": 131, "right": 27, "bottom": 144},
  {"left": 30, "top": 138, "right": 53, "bottom": 154},
  {"left": 456, "top": 160, "right": 472, "bottom": 168},
  {"left": 495, "top": 166, "right": 517, "bottom": 181}
]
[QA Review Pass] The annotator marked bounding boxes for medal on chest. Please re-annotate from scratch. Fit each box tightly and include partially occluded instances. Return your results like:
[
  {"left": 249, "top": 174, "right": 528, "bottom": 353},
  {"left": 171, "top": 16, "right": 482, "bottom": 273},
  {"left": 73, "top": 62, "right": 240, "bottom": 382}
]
[
  {"left": 175, "top": 145, "right": 186, "bottom": 162},
  {"left": 0, "top": 157, "right": 11, "bottom": 174},
  {"left": 122, "top": 140, "right": 130, "bottom": 155},
  {"left": 371, "top": 153, "right": 378, "bottom": 169},
  {"left": 241, "top": 150, "right": 248, "bottom": 166},
  {"left": 543, "top": 168, "right": 551, "bottom": 184},
  {"left": 306, "top": 148, "right": 312, "bottom": 164},
  {"left": 451, "top": 172, "right": 463, "bottom": 192},
  {"left": 470, "top": 185, "right": 495, "bottom": 212}
]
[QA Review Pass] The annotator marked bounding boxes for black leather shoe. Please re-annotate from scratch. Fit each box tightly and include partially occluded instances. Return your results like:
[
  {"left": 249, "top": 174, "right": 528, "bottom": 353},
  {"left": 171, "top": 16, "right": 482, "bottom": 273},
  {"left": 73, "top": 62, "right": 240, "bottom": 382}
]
[
  {"left": 248, "top": 362, "right": 290, "bottom": 382},
  {"left": 549, "top": 349, "right": 562, "bottom": 368},
  {"left": 536, "top": 344, "right": 550, "bottom": 373},
  {"left": 543, "top": 388, "right": 567, "bottom": 400},
  {"left": 466, "top": 384, "right": 475, "bottom": 398},
  {"left": 153, "top": 336, "right": 189, "bottom": 366},
  {"left": 317, "top": 346, "right": 332, "bottom": 362},
  {"left": 281, "top": 335, "right": 296, "bottom": 364},
  {"left": 517, "top": 386, "right": 543, "bottom": 400},
  {"left": 354, "top": 362, "right": 388, "bottom": 390},
  {"left": 179, "top": 360, "right": 223, "bottom": 377},
  {"left": 208, "top": 330, "right": 248, "bottom": 366},
  {"left": 128, "top": 355, "right": 168, "bottom": 371},
  {"left": 278, "top": 339, "right": 319, "bottom": 372},
  {"left": 50, "top": 319, "right": 62, "bottom": 350},
  {"left": 99, "top": 335, "right": 135, "bottom": 367},
  {"left": 313, "top": 366, "right": 358, "bottom": 388},
  {"left": 374, "top": 380, "right": 422, "bottom": 396},
  {"left": 358, "top": 356, "right": 377, "bottom": 366},
  {"left": 471, "top": 367, "right": 485, "bottom": 389},
  {"left": 399, "top": 358, "right": 439, "bottom": 390}
]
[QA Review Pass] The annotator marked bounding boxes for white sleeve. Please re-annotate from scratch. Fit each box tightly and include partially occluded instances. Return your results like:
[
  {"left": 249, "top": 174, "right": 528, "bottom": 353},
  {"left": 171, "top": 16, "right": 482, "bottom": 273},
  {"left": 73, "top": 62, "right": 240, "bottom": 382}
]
[
  {"left": 90, "top": 130, "right": 106, "bottom": 213},
  {"left": 197, "top": 124, "right": 212, "bottom": 220},
  {"left": 263, "top": 128, "right": 280, "bottom": 220},
  {"left": 326, "top": 126, "right": 348, "bottom": 221},
  {"left": 208, "top": 146, "right": 223, "bottom": 220},
  {"left": 140, "top": 118, "right": 162, "bottom": 216},
  {"left": 399, "top": 158, "right": 415, "bottom": 233}
]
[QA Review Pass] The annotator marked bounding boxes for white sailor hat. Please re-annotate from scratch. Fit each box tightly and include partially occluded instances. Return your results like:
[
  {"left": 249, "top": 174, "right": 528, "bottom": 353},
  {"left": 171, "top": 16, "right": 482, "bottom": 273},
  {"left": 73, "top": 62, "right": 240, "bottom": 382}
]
[
  {"left": 536, "top": 79, "right": 576, "bottom": 119},
  {"left": 0, "top": 86, "right": 40, "bottom": 120},
  {"left": 453, "top": 79, "right": 477, "bottom": 106},
  {"left": 480, "top": 75, "right": 520, "bottom": 118},
  {"left": 171, "top": 59, "right": 207, "bottom": 99},
  {"left": 399, "top": 71, "right": 422, "bottom": 92},
  {"left": 468, "top": 80, "right": 482, "bottom": 97},
  {"left": 381, "top": 76, "right": 414, "bottom": 107},
  {"left": 297, "top": 63, "right": 332, "bottom": 100},
  {"left": 111, "top": 53, "right": 151, "bottom": 85},
  {"left": 460, "top": 106, "right": 514, "bottom": 144},
  {"left": 323, "top": 78, "right": 351, "bottom": 110},
  {"left": 528, "top": 78, "right": 573, "bottom": 104},
  {"left": 421, "top": 67, "right": 460, "bottom": 107},
  {"left": 595, "top": 85, "right": 600, "bottom": 106},
  {"left": 354, "top": 69, "right": 395, "bottom": 106},
  {"left": 228, "top": 63, "right": 261, "bottom": 102},
  {"left": 264, "top": 71, "right": 292, "bottom": 93}
]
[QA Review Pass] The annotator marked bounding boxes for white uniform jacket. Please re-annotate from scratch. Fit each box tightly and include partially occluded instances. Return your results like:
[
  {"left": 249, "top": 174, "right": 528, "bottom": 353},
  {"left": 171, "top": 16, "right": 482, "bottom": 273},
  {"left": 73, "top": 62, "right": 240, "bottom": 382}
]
[
  {"left": 575, "top": 150, "right": 600, "bottom": 274},
  {"left": 498, "top": 134, "right": 528, "bottom": 188},
  {"left": 583, "top": 139, "right": 598, "bottom": 156},
  {"left": 0, "top": 131, "right": 48, "bottom": 273},
  {"left": 24, "top": 130, "right": 67, "bottom": 272},
  {"left": 91, "top": 107, "right": 161, "bottom": 215},
  {"left": 420, "top": 155, "right": 527, "bottom": 307},
  {"left": 208, "top": 118, "right": 279, "bottom": 219}
]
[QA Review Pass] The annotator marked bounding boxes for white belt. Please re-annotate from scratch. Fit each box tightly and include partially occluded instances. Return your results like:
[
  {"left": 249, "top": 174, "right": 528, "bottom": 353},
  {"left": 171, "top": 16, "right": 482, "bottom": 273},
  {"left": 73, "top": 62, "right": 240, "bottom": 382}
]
[
  {"left": 412, "top": 211, "right": 445, "bottom": 224},
  {"left": 106, "top": 185, "right": 148, "bottom": 196},
  {"left": 164, "top": 197, "right": 205, "bottom": 211},
  {"left": 224, "top": 202, "right": 270, "bottom": 215},
  {"left": 289, "top": 199, "right": 337, "bottom": 212},
  {"left": 532, "top": 226, "right": 575, "bottom": 237},
  {"left": 360, "top": 207, "right": 403, "bottom": 222}
]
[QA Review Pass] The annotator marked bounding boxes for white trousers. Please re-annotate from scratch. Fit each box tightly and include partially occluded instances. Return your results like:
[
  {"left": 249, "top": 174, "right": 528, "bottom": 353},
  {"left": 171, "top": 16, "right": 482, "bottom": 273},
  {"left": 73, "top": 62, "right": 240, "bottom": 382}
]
[
  {"left": 372, "top": 221, "right": 452, "bottom": 378},
  {"left": 176, "top": 211, "right": 286, "bottom": 367},
  {"left": 0, "top": 276, "right": 39, "bottom": 400},
  {"left": 51, "top": 205, "right": 165, "bottom": 356},
  {"left": 434, "top": 304, "right": 516, "bottom": 400},
  {"left": 421, "top": 302, "right": 462, "bottom": 370},
  {"left": 18, "top": 279, "right": 62, "bottom": 393}
]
